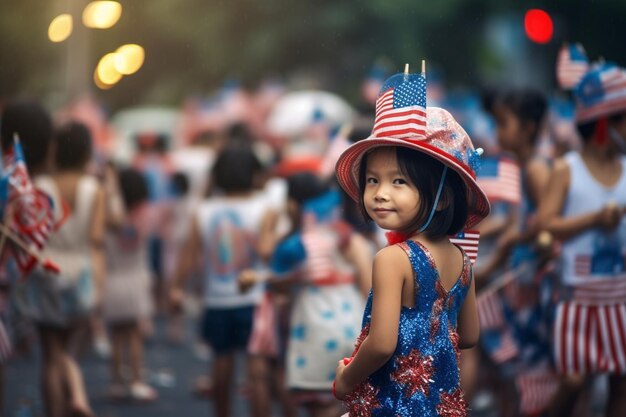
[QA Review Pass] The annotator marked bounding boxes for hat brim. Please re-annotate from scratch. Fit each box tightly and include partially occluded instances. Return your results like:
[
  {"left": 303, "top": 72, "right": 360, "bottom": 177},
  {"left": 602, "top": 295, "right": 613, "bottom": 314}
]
[{"left": 335, "top": 137, "right": 490, "bottom": 230}]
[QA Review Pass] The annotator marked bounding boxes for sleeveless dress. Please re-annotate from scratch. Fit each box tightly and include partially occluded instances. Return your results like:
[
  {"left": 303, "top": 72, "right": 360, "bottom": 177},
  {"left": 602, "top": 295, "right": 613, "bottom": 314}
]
[{"left": 343, "top": 240, "right": 471, "bottom": 417}]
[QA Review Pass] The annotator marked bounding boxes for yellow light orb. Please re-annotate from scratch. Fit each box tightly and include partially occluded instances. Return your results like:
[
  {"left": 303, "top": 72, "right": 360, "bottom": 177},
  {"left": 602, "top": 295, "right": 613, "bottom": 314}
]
[
  {"left": 48, "top": 14, "right": 73, "bottom": 42},
  {"left": 114, "top": 44, "right": 145, "bottom": 75},
  {"left": 83, "top": 1, "right": 122, "bottom": 29},
  {"left": 96, "top": 53, "right": 123, "bottom": 86},
  {"left": 94, "top": 70, "right": 114, "bottom": 90}
]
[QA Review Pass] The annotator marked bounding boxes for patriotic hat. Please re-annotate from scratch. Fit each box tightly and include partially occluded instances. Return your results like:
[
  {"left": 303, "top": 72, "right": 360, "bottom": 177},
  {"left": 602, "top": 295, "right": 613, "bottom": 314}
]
[
  {"left": 556, "top": 43, "right": 626, "bottom": 123},
  {"left": 335, "top": 71, "right": 490, "bottom": 230}
]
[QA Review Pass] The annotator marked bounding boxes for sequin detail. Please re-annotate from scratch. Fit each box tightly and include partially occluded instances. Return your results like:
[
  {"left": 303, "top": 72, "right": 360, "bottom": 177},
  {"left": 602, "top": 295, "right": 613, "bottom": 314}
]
[{"left": 344, "top": 240, "right": 472, "bottom": 416}]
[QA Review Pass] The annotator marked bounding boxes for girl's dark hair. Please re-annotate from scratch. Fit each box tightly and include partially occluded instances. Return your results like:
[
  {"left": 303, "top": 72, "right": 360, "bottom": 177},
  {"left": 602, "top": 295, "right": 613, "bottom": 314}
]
[
  {"left": 0, "top": 99, "right": 53, "bottom": 170},
  {"left": 171, "top": 171, "right": 189, "bottom": 196},
  {"left": 286, "top": 171, "right": 329, "bottom": 204},
  {"left": 212, "top": 143, "right": 261, "bottom": 193},
  {"left": 497, "top": 88, "right": 547, "bottom": 144},
  {"left": 54, "top": 121, "right": 93, "bottom": 170},
  {"left": 576, "top": 112, "right": 626, "bottom": 142},
  {"left": 118, "top": 167, "right": 149, "bottom": 211},
  {"left": 358, "top": 147, "right": 469, "bottom": 239}
]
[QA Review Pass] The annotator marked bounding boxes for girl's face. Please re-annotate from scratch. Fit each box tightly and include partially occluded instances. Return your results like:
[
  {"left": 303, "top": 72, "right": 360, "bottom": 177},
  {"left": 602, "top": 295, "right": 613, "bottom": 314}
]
[
  {"left": 363, "top": 148, "right": 420, "bottom": 231},
  {"left": 493, "top": 105, "right": 523, "bottom": 151}
]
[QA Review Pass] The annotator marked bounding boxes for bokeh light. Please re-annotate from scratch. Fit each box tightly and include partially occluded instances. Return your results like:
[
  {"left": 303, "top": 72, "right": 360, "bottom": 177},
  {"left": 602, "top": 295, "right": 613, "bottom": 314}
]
[
  {"left": 48, "top": 14, "right": 73, "bottom": 43},
  {"left": 83, "top": 1, "right": 122, "bottom": 29},
  {"left": 114, "top": 44, "right": 145, "bottom": 75},
  {"left": 96, "top": 52, "right": 123, "bottom": 87},
  {"left": 524, "top": 9, "right": 553, "bottom": 44}
]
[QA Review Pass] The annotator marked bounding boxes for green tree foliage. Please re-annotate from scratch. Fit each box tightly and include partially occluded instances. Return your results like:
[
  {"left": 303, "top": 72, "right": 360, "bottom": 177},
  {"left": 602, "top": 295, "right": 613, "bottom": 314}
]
[{"left": 1, "top": 0, "right": 625, "bottom": 110}]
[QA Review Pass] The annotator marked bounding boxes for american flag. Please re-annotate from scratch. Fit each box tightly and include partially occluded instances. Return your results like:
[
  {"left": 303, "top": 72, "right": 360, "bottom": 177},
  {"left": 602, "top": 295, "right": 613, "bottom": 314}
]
[
  {"left": 476, "top": 157, "right": 521, "bottom": 205},
  {"left": 449, "top": 229, "right": 479, "bottom": 264},
  {"left": 575, "top": 64, "right": 626, "bottom": 122},
  {"left": 556, "top": 43, "right": 589, "bottom": 90},
  {"left": 3, "top": 137, "right": 60, "bottom": 275},
  {"left": 490, "top": 329, "right": 519, "bottom": 364},
  {"left": 477, "top": 290, "right": 504, "bottom": 330},
  {"left": 515, "top": 369, "right": 559, "bottom": 416},
  {"left": 372, "top": 73, "right": 427, "bottom": 139}
]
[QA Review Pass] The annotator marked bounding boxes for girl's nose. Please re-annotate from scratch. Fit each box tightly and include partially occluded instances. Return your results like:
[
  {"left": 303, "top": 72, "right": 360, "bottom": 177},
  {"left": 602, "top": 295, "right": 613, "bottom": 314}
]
[{"left": 374, "top": 186, "right": 389, "bottom": 201}]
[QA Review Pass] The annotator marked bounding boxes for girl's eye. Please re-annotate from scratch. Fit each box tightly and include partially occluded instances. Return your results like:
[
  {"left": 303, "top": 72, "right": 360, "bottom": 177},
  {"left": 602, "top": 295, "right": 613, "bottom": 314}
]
[
  {"left": 366, "top": 177, "right": 378, "bottom": 184},
  {"left": 393, "top": 178, "right": 407, "bottom": 185}
]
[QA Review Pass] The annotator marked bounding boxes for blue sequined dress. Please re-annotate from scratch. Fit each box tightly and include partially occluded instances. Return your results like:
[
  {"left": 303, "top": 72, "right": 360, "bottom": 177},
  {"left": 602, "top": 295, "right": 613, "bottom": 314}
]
[{"left": 343, "top": 240, "right": 472, "bottom": 417}]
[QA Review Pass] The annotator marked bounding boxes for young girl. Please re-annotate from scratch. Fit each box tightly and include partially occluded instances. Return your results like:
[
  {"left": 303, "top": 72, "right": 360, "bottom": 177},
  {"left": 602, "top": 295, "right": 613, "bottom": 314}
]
[
  {"left": 264, "top": 172, "right": 371, "bottom": 417},
  {"left": 476, "top": 87, "right": 557, "bottom": 416},
  {"left": 332, "top": 70, "right": 490, "bottom": 416},
  {"left": 539, "top": 54, "right": 626, "bottom": 417},
  {"left": 6, "top": 115, "right": 105, "bottom": 417},
  {"left": 102, "top": 165, "right": 156, "bottom": 401}
]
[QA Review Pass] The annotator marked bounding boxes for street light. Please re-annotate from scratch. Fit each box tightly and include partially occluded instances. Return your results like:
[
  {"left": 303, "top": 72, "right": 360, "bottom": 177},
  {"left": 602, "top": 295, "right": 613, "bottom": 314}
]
[
  {"left": 48, "top": 13, "right": 73, "bottom": 42},
  {"left": 114, "top": 44, "right": 145, "bottom": 75},
  {"left": 83, "top": 1, "right": 122, "bottom": 29}
]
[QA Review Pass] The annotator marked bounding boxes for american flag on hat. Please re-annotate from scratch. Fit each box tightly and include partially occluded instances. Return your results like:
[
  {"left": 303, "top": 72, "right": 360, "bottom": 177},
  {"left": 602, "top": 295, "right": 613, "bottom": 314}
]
[
  {"left": 574, "top": 62, "right": 626, "bottom": 122},
  {"left": 556, "top": 43, "right": 589, "bottom": 90},
  {"left": 373, "top": 66, "right": 427, "bottom": 139},
  {"left": 477, "top": 156, "right": 521, "bottom": 205}
]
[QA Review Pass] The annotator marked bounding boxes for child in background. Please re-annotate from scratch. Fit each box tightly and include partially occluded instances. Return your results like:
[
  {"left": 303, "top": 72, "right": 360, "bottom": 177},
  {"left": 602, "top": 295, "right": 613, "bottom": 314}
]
[
  {"left": 170, "top": 143, "right": 271, "bottom": 417},
  {"left": 262, "top": 172, "right": 371, "bottom": 417},
  {"left": 540, "top": 54, "right": 626, "bottom": 417},
  {"left": 6, "top": 115, "right": 105, "bottom": 417},
  {"left": 477, "top": 87, "right": 557, "bottom": 416},
  {"left": 333, "top": 70, "right": 490, "bottom": 416},
  {"left": 163, "top": 171, "right": 193, "bottom": 344},
  {"left": 102, "top": 165, "right": 156, "bottom": 401}
]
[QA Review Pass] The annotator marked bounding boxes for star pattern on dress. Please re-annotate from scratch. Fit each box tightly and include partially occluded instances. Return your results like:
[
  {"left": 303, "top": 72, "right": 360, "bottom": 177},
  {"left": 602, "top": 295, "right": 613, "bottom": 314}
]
[
  {"left": 352, "top": 324, "right": 370, "bottom": 356},
  {"left": 430, "top": 281, "right": 447, "bottom": 341},
  {"left": 449, "top": 328, "right": 461, "bottom": 363},
  {"left": 436, "top": 388, "right": 468, "bottom": 417},
  {"left": 390, "top": 349, "right": 435, "bottom": 398},
  {"left": 344, "top": 381, "right": 382, "bottom": 417}
]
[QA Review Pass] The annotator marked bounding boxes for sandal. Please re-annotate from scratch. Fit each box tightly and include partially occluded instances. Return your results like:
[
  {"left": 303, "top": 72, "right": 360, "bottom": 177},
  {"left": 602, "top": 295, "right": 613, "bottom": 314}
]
[{"left": 129, "top": 382, "right": 158, "bottom": 402}]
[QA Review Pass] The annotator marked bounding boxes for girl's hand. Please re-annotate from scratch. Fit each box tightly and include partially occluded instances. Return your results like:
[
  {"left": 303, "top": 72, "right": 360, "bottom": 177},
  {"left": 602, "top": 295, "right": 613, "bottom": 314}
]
[
  {"left": 596, "top": 203, "right": 622, "bottom": 231},
  {"left": 333, "top": 358, "right": 353, "bottom": 400},
  {"left": 238, "top": 269, "right": 258, "bottom": 293}
]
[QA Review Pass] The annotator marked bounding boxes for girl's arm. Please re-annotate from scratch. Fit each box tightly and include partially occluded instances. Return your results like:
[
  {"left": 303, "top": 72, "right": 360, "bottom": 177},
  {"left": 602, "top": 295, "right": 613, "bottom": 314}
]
[
  {"left": 257, "top": 209, "right": 280, "bottom": 262},
  {"left": 537, "top": 158, "right": 619, "bottom": 240},
  {"left": 170, "top": 215, "right": 201, "bottom": 308},
  {"left": 89, "top": 185, "right": 107, "bottom": 306},
  {"left": 514, "top": 158, "right": 551, "bottom": 244},
  {"left": 103, "top": 164, "right": 126, "bottom": 228},
  {"left": 456, "top": 270, "right": 478, "bottom": 349},
  {"left": 335, "top": 245, "right": 406, "bottom": 396}
]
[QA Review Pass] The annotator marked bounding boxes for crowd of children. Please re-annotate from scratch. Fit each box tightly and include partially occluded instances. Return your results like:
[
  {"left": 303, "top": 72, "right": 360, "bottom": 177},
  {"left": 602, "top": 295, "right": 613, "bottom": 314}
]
[{"left": 0, "top": 42, "right": 625, "bottom": 417}]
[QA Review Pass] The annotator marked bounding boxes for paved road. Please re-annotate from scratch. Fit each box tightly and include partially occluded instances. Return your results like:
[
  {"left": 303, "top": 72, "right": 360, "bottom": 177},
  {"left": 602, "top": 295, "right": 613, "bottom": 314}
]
[{"left": 4, "top": 319, "right": 252, "bottom": 417}]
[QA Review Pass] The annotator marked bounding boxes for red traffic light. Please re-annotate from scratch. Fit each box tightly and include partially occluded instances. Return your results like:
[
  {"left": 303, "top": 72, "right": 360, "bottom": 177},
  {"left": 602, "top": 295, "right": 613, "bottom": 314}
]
[{"left": 524, "top": 9, "right": 553, "bottom": 44}]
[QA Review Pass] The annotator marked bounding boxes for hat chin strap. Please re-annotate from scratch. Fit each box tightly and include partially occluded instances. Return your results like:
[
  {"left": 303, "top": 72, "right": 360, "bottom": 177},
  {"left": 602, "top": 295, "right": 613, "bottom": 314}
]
[{"left": 417, "top": 166, "right": 448, "bottom": 233}]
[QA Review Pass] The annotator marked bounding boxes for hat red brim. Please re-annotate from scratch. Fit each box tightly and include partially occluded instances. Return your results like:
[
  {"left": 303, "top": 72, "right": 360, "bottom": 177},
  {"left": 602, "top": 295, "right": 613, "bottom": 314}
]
[{"left": 335, "top": 137, "right": 491, "bottom": 230}]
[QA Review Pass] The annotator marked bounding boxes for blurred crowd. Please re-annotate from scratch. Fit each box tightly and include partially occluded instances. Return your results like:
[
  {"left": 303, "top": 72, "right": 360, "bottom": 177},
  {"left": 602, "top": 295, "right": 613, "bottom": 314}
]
[{"left": 0, "top": 45, "right": 625, "bottom": 417}]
